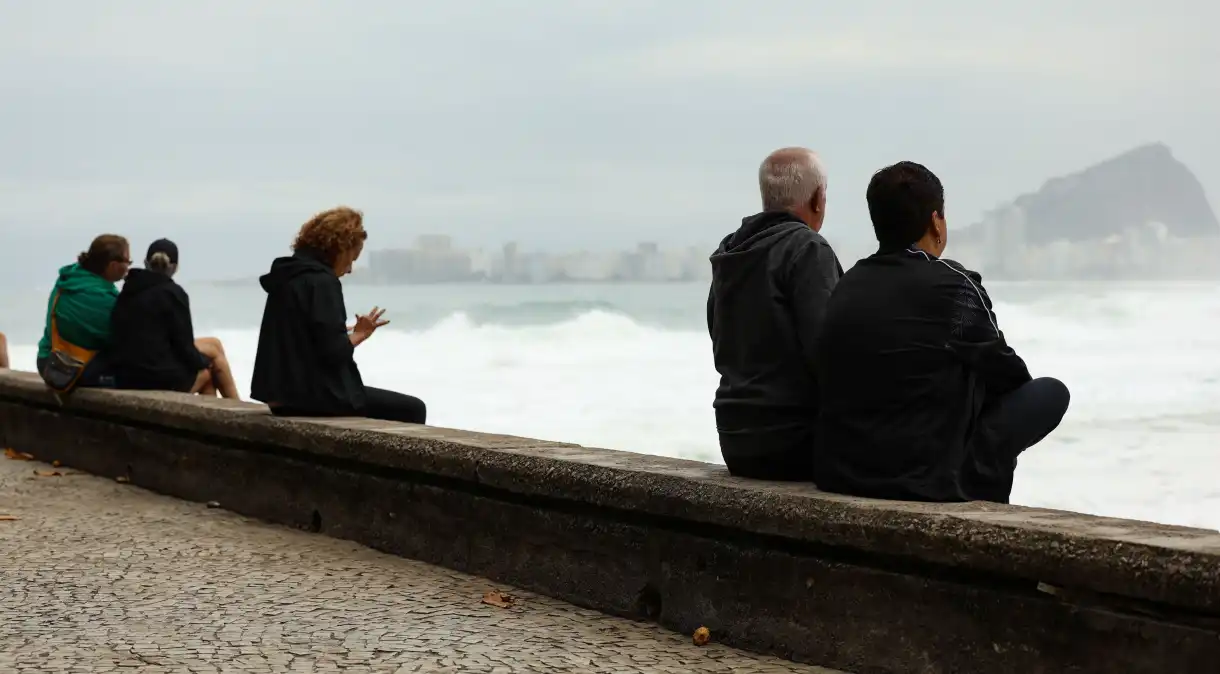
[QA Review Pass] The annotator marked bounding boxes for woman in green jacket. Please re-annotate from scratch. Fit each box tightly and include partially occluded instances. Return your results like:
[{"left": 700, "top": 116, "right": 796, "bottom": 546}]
[{"left": 36, "top": 234, "right": 132, "bottom": 387}]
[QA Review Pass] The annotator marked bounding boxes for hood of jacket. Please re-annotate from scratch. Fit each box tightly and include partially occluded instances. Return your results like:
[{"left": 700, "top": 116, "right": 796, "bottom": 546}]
[
  {"left": 710, "top": 211, "right": 811, "bottom": 277},
  {"left": 119, "top": 267, "right": 175, "bottom": 298},
  {"left": 259, "top": 248, "right": 335, "bottom": 293},
  {"left": 54, "top": 263, "right": 119, "bottom": 297}
]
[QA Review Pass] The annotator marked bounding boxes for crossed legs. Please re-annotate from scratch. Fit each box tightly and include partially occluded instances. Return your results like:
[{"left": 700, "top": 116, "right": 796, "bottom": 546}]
[{"left": 193, "top": 336, "right": 239, "bottom": 399}]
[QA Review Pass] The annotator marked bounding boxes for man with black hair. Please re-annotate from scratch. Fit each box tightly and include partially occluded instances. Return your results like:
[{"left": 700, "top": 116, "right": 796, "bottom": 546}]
[
  {"left": 813, "top": 161, "right": 1069, "bottom": 503},
  {"left": 708, "top": 147, "right": 842, "bottom": 480}
]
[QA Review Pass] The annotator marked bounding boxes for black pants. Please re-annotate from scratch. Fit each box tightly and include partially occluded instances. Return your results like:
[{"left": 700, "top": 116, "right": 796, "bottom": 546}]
[
  {"left": 115, "top": 361, "right": 207, "bottom": 393},
  {"left": 965, "top": 376, "right": 1070, "bottom": 503},
  {"left": 272, "top": 386, "right": 427, "bottom": 425},
  {"left": 720, "top": 424, "right": 815, "bottom": 481}
]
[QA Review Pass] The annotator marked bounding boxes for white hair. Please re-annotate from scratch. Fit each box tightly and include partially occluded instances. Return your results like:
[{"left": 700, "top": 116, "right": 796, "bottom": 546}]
[{"left": 758, "top": 148, "right": 827, "bottom": 211}]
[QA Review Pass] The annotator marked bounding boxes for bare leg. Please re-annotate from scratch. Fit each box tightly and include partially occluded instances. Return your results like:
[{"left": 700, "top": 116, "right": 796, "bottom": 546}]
[
  {"left": 192, "top": 339, "right": 221, "bottom": 398},
  {"left": 189, "top": 368, "right": 216, "bottom": 396},
  {"left": 0, "top": 332, "right": 8, "bottom": 369},
  {"left": 194, "top": 337, "right": 239, "bottom": 399}
]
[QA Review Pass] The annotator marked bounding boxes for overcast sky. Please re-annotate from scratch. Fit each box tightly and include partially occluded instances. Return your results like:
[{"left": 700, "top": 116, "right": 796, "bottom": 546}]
[{"left": 1, "top": 0, "right": 1215, "bottom": 281}]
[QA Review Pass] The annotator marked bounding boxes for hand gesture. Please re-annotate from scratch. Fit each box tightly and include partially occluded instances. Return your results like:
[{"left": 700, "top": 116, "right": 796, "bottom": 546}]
[{"left": 352, "top": 306, "right": 389, "bottom": 339}]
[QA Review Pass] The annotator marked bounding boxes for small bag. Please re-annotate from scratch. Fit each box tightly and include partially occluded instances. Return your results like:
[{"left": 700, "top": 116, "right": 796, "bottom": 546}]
[{"left": 38, "top": 292, "right": 98, "bottom": 395}]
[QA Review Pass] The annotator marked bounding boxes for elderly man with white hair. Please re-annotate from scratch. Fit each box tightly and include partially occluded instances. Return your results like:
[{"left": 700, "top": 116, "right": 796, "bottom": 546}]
[{"left": 707, "top": 147, "right": 843, "bottom": 481}]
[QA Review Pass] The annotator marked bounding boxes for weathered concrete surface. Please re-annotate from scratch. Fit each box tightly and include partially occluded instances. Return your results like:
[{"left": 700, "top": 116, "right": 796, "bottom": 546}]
[
  {"left": 0, "top": 371, "right": 1215, "bottom": 610},
  {"left": 0, "top": 456, "right": 841, "bottom": 673},
  {"left": 2, "top": 369, "right": 1219, "bottom": 673}
]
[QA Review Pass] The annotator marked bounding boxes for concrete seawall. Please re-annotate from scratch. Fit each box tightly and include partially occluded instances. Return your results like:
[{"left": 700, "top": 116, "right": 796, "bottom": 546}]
[{"left": 1, "top": 369, "right": 1217, "bottom": 674}]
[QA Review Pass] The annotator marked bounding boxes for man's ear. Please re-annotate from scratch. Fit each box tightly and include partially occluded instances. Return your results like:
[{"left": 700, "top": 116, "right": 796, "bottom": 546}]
[{"left": 810, "top": 187, "right": 824, "bottom": 213}]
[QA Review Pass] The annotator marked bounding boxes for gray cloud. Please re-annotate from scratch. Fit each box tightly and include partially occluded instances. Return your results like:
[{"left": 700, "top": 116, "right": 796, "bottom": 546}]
[{"left": 0, "top": 0, "right": 1214, "bottom": 281}]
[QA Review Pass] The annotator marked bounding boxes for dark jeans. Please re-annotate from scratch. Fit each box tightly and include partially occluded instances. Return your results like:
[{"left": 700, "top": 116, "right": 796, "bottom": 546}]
[
  {"left": 272, "top": 386, "right": 427, "bottom": 425},
  {"left": 965, "top": 376, "right": 1070, "bottom": 503}
]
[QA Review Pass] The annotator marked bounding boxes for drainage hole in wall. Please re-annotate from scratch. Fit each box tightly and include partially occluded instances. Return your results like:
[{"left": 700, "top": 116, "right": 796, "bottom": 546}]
[{"left": 634, "top": 583, "right": 663, "bottom": 621}]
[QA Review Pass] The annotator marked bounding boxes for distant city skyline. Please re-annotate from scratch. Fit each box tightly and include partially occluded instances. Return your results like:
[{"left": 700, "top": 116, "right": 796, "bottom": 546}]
[
  {"left": 358, "top": 235, "right": 711, "bottom": 285},
  {"left": 212, "top": 141, "right": 1220, "bottom": 284}
]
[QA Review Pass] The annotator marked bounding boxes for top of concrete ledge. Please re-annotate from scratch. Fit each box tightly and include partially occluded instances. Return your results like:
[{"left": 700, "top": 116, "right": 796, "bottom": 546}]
[{"left": 1, "top": 369, "right": 1217, "bottom": 614}]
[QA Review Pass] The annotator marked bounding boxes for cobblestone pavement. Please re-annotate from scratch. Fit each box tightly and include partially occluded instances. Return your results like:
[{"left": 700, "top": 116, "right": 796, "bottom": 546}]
[{"left": 0, "top": 455, "right": 843, "bottom": 673}]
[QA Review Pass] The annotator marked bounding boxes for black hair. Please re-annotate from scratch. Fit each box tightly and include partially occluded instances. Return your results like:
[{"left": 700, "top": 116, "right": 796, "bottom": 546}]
[{"left": 865, "top": 161, "right": 945, "bottom": 251}]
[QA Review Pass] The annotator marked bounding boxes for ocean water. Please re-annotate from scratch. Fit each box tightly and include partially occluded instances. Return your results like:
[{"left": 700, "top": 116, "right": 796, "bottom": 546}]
[{"left": 3, "top": 280, "right": 1218, "bottom": 531}]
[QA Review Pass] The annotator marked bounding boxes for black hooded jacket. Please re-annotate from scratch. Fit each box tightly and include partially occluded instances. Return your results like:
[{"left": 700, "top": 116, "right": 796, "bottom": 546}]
[
  {"left": 250, "top": 248, "right": 366, "bottom": 414},
  {"left": 109, "top": 268, "right": 207, "bottom": 391},
  {"left": 708, "top": 211, "right": 843, "bottom": 447},
  {"left": 812, "top": 247, "right": 1032, "bottom": 502}
]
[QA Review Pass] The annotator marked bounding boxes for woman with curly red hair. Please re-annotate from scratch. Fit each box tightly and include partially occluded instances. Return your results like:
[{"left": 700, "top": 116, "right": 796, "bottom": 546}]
[{"left": 250, "top": 206, "right": 427, "bottom": 424}]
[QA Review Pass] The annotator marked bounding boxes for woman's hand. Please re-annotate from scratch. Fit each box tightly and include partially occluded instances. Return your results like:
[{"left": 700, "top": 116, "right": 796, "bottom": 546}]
[{"left": 350, "top": 307, "right": 389, "bottom": 345}]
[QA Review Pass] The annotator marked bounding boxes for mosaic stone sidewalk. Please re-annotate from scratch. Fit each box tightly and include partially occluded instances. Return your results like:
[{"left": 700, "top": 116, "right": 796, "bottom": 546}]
[{"left": 0, "top": 454, "right": 842, "bottom": 673}]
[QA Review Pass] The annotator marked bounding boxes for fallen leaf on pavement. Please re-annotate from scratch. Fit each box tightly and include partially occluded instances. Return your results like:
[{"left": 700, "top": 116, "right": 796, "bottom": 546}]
[
  {"left": 0, "top": 515, "right": 18, "bottom": 521},
  {"left": 482, "top": 590, "right": 516, "bottom": 609},
  {"left": 115, "top": 476, "right": 130, "bottom": 483},
  {"left": 4, "top": 448, "right": 34, "bottom": 461},
  {"left": 33, "top": 470, "right": 63, "bottom": 477},
  {"left": 51, "top": 460, "right": 62, "bottom": 467},
  {"left": 693, "top": 626, "right": 711, "bottom": 646}
]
